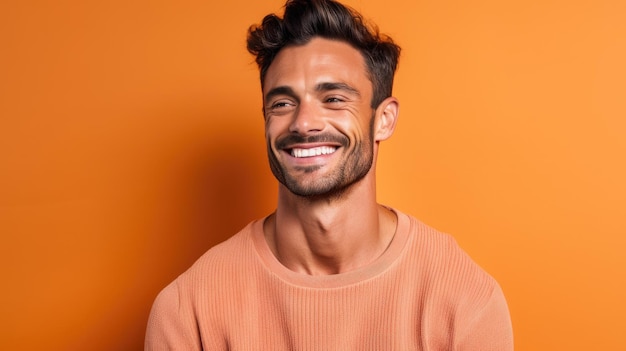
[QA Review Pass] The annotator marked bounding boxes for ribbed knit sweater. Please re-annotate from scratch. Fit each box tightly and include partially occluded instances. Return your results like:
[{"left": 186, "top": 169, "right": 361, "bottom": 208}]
[{"left": 145, "top": 210, "right": 513, "bottom": 350}]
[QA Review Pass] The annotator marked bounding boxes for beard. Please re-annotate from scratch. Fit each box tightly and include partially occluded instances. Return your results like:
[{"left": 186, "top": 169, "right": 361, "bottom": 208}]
[{"left": 267, "top": 117, "right": 375, "bottom": 199}]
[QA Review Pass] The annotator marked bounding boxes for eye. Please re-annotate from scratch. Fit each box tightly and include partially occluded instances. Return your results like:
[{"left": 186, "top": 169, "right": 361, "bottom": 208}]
[
  {"left": 325, "top": 96, "right": 345, "bottom": 103},
  {"left": 265, "top": 100, "right": 296, "bottom": 115},
  {"left": 270, "top": 100, "right": 294, "bottom": 109}
]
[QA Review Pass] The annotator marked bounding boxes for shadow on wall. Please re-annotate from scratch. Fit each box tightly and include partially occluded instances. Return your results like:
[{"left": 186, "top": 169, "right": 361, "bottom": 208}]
[{"left": 70, "top": 110, "right": 273, "bottom": 351}]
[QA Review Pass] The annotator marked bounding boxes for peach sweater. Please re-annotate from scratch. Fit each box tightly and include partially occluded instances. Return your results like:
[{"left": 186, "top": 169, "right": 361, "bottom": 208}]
[{"left": 145, "top": 210, "right": 513, "bottom": 350}]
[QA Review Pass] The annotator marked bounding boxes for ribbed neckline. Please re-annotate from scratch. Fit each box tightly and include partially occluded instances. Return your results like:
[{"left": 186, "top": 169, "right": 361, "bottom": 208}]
[{"left": 251, "top": 208, "right": 412, "bottom": 289}]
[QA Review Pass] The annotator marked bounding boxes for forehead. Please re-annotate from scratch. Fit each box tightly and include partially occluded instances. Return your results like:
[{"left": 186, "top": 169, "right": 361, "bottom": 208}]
[{"left": 263, "top": 37, "right": 371, "bottom": 95}]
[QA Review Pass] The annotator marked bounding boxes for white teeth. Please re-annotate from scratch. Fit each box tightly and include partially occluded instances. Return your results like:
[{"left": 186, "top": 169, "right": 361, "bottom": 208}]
[{"left": 291, "top": 146, "right": 337, "bottom": 158}]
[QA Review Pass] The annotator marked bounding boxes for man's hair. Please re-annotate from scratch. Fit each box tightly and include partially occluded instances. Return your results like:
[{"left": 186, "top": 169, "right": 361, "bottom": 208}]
[{"left": 247, "top": 0, "right": 401, "bottom": 108}]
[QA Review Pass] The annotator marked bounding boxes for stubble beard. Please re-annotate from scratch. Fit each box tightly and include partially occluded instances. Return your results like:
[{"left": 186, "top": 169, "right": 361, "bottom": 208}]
[{"left": 267, "top": 118, "right": 375, "bottom": 200}]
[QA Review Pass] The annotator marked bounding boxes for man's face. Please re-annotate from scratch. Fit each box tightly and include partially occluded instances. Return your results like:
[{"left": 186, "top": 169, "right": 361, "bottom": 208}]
[{"left": 262, "top": 37, "right": 376, "bottom": 198}]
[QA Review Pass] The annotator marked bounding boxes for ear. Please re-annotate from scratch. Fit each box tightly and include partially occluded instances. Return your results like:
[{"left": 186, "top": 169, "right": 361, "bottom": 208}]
[{"left": 373, "top": 97, "right": 399, "bottom": 142}]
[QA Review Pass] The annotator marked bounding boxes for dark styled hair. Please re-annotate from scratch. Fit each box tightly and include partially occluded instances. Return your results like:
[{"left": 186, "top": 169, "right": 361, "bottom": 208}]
[{"left": 247, "top": 0, "right": 401, "bottom": 108}]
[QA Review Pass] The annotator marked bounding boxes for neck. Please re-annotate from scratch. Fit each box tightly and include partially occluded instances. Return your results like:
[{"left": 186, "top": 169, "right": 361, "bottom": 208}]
[{"left": 264, "top": 173, "right": 398, "bottom": 275}]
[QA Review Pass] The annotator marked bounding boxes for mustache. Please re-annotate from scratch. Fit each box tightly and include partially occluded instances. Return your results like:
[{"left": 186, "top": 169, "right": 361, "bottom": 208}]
[{"left": 275, "top": 133, "right": 349, "bottom": 150}]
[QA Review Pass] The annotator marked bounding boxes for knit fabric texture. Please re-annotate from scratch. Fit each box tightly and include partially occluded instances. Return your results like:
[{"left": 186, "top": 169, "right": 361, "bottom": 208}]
[{"left": 145, "top": 209, "right": 513, "bottom": 350}]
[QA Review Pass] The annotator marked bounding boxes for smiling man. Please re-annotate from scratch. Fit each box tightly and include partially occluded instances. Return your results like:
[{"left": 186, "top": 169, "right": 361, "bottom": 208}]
[{"left": 145, "top": 1, "right": 513, "bottom": 350}]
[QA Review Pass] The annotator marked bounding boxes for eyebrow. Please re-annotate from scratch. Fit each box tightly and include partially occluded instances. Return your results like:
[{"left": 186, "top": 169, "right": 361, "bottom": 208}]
[
  {"left": 264, "top": 86, "right": 297, "bottom": 105},
  {"left": 315, "top": 82, "right": 361, "bottom": 97},
  {"left": 264, "top": 82, "right": 361, "bottom": 105}
]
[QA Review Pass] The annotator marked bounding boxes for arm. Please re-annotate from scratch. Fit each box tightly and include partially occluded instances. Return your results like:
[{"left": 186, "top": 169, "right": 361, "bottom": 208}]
[
  {"left": 144, "top": 280, "right": 202, "bottom": 351},
  {"left": 457, "top": 283, "right": 514, "bottom": 351}
]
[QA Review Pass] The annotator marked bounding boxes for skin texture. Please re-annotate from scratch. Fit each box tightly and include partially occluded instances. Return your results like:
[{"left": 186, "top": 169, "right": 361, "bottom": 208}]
[{"left": 262, "top": 38, "right": 400, "bottom": 275}]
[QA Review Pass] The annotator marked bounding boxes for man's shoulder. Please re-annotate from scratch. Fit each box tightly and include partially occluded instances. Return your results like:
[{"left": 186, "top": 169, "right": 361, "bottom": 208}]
[
  {"left": 402, "top": 212, "right": 499, "bottom": 295},
  {"left": 170, "top": 219, "right": 263, "bottom": 288},
  {"left": 401, "top": 212, "right": 465, "bottom": 261}
]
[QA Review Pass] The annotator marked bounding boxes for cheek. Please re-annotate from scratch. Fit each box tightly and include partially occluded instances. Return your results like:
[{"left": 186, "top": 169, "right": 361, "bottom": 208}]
[
  {"left": 335, "top": 114, "right": 371, "bottom": 142},
  {"left": 264, "top": 118, "right": 281, "bottom": 140},
  {"left": 264, "top": 118, "right": 290, "bottom": 152}
]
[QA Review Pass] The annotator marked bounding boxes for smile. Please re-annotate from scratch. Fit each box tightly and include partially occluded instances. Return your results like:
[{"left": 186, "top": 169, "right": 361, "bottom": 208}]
[{"left": 291, "top": 146, "right": 337, "bottom": 158}]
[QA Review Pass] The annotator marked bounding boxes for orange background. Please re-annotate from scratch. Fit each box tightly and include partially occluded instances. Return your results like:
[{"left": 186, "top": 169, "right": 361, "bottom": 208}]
[{"left": 1, "top": 0, "right": 624, "bottom": 350}]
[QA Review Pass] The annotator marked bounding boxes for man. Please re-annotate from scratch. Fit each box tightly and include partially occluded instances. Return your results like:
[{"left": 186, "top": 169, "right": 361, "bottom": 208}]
[{"left": 145, "top": 0, "right": 513, "bottom": 350}]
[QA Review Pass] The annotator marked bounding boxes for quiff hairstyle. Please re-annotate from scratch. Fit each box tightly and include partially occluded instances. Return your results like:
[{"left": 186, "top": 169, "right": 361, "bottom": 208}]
[{"left": 246, "top": 0, "right": 401, "bottom": 108}]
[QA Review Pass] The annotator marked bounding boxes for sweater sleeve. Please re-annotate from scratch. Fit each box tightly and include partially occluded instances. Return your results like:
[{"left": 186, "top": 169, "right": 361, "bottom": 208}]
[
  {"left": 144, "top": 279, "right": 202, "bottom": 351},
  {"left": 457, "top": 283, "right": 514, "bottom": 351}
]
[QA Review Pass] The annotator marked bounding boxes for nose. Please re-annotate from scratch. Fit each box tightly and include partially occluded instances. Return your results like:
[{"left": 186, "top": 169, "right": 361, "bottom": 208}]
[{"left": 289, "top": 100, "right": 324, "bottom": 135}]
